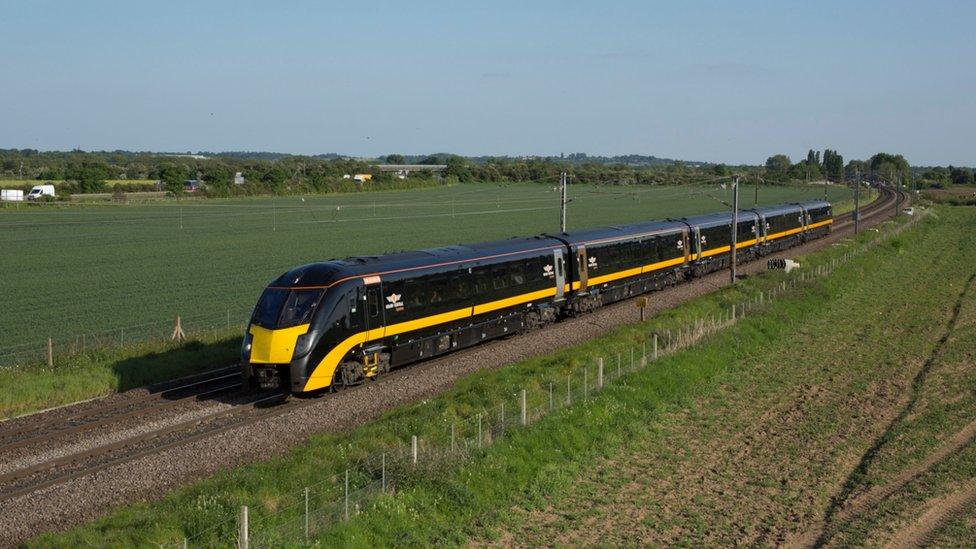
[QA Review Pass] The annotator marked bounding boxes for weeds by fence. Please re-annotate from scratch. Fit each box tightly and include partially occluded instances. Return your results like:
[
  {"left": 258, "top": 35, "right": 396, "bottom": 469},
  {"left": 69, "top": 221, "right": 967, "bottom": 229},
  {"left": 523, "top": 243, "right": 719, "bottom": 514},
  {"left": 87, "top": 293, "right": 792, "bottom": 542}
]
[{"left": 153, "top": 211, "right": 924, "bottom": 548}]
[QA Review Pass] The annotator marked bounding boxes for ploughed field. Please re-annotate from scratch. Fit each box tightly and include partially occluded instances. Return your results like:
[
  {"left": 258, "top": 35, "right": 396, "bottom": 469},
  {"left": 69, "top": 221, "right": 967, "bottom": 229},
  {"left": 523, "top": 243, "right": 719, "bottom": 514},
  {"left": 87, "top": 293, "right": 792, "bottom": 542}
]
[{"left": 0, "top": 182, "right": 847, "bottom": 356}]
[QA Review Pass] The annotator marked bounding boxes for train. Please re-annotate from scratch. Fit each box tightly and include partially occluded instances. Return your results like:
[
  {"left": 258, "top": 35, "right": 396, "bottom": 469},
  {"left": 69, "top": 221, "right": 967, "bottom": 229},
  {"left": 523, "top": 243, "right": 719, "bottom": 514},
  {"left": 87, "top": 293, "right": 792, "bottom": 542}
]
[{"left": 242, "top": 199, "right": 832, "bottom": 393}]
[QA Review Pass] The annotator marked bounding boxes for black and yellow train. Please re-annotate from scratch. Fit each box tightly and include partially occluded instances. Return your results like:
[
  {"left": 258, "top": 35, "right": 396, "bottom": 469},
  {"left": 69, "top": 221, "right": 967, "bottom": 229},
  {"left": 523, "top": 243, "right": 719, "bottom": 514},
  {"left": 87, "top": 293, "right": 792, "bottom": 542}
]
[{"left": 242, "top": 199, "right": 832, "bottom": 393}]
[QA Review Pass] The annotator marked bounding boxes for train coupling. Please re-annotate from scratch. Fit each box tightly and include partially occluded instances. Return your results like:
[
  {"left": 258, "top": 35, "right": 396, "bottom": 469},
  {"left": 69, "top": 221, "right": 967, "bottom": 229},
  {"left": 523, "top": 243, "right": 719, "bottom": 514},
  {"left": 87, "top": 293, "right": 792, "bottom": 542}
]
[{"left": 252, "top": 365, "right": 283, "bottom": 390}]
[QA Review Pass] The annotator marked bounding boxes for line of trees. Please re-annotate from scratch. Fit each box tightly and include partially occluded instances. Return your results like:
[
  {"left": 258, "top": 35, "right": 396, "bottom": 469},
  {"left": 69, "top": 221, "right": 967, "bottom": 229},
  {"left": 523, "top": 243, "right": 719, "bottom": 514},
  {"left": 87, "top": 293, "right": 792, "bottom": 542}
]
[
  {"left": 764, "top": 148, "right": 845, "bottom": 183},
  {"left": 2, "top": 148, "right": 972, "bottom": 198}
]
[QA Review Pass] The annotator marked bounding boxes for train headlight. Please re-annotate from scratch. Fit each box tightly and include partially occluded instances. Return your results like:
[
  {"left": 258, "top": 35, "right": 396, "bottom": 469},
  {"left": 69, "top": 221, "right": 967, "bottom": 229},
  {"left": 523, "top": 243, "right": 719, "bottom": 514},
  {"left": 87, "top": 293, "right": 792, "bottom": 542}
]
[
  {"left": 293, "top": 332, "right": 316, "bottom": 358},
  {"left": 241, "top": 332, "right": 253, "bottom": 360}
]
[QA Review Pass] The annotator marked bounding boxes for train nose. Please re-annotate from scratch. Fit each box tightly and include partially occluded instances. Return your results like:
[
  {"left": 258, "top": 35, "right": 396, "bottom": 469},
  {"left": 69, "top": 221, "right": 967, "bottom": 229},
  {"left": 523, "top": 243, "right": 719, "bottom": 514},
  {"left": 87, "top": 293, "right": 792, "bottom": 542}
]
[{"left": 247, "top": 324, "right": 310, "bottom": 363}]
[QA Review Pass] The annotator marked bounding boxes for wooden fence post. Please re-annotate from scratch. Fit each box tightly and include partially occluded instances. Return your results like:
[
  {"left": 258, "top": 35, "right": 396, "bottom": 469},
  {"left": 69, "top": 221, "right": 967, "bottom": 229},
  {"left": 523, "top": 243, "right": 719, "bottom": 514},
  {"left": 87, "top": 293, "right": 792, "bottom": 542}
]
[{"left": 172, "top": 315, "right": 186, "bottom": 342}]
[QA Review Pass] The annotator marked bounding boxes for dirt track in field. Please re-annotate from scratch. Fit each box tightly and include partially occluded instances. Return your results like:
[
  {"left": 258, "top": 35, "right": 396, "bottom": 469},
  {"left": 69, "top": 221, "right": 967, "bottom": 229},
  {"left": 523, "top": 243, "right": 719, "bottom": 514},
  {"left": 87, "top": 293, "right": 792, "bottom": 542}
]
[{"left": 888, "top": 479, "right": 976, "bottom": 548}]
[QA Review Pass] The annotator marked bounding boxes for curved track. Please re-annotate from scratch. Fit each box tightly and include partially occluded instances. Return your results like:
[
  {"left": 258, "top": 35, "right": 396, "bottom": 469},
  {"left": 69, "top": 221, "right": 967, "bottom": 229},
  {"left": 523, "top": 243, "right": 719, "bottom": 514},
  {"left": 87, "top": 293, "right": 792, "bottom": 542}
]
[{"left": 0, "top": 185, "right": 908, "bottom": 507}]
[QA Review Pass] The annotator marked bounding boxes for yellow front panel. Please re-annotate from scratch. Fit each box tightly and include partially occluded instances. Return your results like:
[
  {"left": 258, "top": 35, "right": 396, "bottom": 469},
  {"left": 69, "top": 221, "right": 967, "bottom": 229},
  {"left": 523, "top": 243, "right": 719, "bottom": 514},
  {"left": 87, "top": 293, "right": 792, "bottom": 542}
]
[{"left": 248, "top": 324, "right": 310, "bottom": 364}]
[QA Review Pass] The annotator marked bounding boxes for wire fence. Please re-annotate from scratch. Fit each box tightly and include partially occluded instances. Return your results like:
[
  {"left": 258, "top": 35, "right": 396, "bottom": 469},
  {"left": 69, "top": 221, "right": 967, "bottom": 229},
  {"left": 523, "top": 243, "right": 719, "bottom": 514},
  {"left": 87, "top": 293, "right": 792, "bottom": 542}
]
[
  {"left": 0, "top": 306, "right": 253, "bottom": 369},
  {"left": 152, "top": 211, "right": 925, "bottom": 548}
]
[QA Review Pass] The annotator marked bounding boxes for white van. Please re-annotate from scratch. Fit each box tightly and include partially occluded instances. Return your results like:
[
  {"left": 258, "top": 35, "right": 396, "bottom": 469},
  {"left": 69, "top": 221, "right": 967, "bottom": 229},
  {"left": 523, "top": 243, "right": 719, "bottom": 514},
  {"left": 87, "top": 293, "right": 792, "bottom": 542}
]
[{"left": 27, "top": 184, "right": 56, "bottom": 200}]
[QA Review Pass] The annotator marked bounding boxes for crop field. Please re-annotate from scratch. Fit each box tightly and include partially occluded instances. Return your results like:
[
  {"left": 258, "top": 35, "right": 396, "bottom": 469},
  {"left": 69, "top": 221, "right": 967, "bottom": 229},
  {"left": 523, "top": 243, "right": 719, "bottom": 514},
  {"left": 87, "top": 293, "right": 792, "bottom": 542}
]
[{"left": 0, "top": 182, "right": 848, "bottom": 360}]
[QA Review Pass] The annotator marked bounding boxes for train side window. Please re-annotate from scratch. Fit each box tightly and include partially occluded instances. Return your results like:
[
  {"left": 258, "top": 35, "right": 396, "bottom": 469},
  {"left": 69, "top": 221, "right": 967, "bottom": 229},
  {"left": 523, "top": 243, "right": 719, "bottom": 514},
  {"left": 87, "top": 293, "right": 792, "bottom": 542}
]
[
  {"left": 510, "top": 262, "right": 525, "bottom": 286},
  {"left": 492, "top": 264, "right": 509, "bottom": 291}
]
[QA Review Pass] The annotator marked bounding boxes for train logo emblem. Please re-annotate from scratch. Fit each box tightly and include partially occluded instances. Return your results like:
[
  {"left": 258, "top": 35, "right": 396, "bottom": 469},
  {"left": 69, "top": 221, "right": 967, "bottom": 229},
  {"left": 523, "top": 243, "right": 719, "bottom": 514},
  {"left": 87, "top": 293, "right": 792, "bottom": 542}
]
[
  {"left": 587, "top": 256, "right": 598, "bottom": 269},
  {"left": 385, "top": 293, "right": 404, "bottom": 310},
  {"left": 543, "top": 264, "right": 554, "bottom": 278},
  {"left": 700, "top": 235, "right": 707, "bottom": 245},
  {"left": 676, "top": 239, "right": 683, "bottom": 250}
]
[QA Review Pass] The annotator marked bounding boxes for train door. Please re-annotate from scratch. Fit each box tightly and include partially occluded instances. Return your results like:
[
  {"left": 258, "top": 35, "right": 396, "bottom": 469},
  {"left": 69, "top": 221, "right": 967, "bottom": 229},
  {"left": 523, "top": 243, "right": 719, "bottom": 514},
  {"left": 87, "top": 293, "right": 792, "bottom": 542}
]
[
  {"left": 361, "top": 277, "right": 385, "bottom": 377},
  {"left": 553, "top": 249, "right": 566, "bottom": 300},
  {"left": 691, "top": 226, "right": 702, "bottom": 261},
  {"left": 757, "top": 213, "right": 767, "bottom": 243},
  {"left": 577, "top": 245, "right": 589, "bottom": 292},
  {"left": 363, "top": 280, "right": 384, "bottom": 340}
]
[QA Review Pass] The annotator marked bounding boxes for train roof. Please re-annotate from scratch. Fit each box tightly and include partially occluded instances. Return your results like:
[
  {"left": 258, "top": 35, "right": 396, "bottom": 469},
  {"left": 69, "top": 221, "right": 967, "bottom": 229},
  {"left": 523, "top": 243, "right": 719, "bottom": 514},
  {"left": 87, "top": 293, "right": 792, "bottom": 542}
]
[
  {"left": 269, "top": 200, "right": 831, "bottom": 288},
  {"left": 270, "top": 235, "right": 564, "bottom": 288},
  {"left": 549, "top": 219, "right": 686, "bottom": 245}
]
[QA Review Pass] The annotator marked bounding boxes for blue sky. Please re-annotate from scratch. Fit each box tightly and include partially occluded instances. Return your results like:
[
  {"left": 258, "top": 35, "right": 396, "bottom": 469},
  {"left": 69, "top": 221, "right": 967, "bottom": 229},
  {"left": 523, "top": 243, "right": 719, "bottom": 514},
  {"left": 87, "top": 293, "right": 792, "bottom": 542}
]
[{"left": 1, "top": 1, "right": 973, "bottom": 165}]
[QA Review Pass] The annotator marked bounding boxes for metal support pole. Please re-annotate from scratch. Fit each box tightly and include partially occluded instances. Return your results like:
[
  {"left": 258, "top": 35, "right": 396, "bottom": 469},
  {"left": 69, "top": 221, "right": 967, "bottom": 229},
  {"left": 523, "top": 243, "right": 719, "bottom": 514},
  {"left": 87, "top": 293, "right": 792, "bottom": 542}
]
[
  {"left": 477, "top": 415, "right": 482, "bottom": 448},
  {"left": 344, "top": 470, "right": 349, "bottom": 521},
  {"left": 549, "top": 382, "right": 553, "bottom": 410},
  {"left": 451, "top": 423, "right": 456, "bottom": 452},
  {"left": 584, "top": 368, "right": 588, "bottom": 399},
  {"left": 411, "top": 435, "right": 418, "bottom": 464},
  {"left": 47, "top": 337, "right": 53, "bottom": 367},
  {"left": 854, "top": 168, "right": 861, "bottom": 235},
  {"left": 653, "top": 333, "right": 658, "bottom": 359},
  {"left": 304, "top": 487, "right": 309, "bottom": 540},
  {"left": 561, "top": 172, "right": 569, "bottom": 233},
  {"left": 597, "top": 358, "right": 603, "bottom": 389},
  {"left": 520, "top": 389, "right": 527, "bottom": 425},
  {"left": 382, "top": 453, "right": 386, "bottom": 493},
  {"left": 731, "top": 175, "right": 740, "bottom": 284},
  {"left": 567, "top": 375, "right": 571, "bottom": 404},
  {"left": 239, "top": 506, "right": 248, "bottom": 549}
]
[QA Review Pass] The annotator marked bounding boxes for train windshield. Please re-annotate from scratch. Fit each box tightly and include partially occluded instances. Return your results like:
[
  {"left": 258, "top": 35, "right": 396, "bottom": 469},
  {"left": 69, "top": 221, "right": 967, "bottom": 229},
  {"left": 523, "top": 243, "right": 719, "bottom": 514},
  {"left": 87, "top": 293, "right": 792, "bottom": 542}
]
[{"left": 252, "top": 288, "right": 324, "bottom": 328}]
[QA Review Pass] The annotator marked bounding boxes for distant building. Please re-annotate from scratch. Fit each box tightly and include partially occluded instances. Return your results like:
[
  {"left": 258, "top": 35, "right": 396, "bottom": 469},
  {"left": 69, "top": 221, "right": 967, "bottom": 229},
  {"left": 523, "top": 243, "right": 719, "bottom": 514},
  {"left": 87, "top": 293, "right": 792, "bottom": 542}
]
[
  {"left": 184, "top": 179, "right": 203, "bottom": 191},
  {"left": 234, "top": 172, "right": 245, "bottom": 185},
  {"left": 373, "top": 164, "right": 447, "bottom": 178}
]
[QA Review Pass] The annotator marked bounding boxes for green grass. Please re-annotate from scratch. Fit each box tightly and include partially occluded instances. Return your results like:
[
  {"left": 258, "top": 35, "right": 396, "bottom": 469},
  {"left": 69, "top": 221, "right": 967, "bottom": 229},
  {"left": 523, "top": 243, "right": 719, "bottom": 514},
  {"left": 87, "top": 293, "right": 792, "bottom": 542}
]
[
  {"left": 27, "top": 203, "right": 927, "bottom": 548},
  {"left": 0, "top": 181, "right": 848, "bottom": 360},
  {"left": 0, "top": 332, "right": 240, "bottom": 419}
]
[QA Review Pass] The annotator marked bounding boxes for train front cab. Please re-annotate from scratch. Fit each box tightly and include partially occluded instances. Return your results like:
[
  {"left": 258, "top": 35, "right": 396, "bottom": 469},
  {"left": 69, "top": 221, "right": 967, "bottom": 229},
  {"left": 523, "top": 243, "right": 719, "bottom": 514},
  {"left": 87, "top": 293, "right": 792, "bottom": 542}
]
[{"left": 243, "top": 278, "right": 387, "bottom": 393}]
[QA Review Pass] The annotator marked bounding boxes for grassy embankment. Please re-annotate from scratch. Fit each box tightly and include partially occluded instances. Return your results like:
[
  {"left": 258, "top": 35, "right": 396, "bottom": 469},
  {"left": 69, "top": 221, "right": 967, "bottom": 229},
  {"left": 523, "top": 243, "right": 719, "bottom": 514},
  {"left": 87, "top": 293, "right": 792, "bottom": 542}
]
[
  {"left": 32, "top": 206, "right": 967, "bottom": 546},
  {"left": 0, "top": 182, "right": 847, "bottom": 419}
]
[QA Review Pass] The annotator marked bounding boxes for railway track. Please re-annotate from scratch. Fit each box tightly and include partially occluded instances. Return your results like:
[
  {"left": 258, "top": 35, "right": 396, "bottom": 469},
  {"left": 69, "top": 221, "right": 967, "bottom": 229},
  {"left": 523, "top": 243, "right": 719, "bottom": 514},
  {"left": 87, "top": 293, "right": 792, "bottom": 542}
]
[
  {"left": 0, "top": 366, "right": 242, "bottom": 452},
  {"left": 0, "top": 186, "right": 908, "bottom": 506}
]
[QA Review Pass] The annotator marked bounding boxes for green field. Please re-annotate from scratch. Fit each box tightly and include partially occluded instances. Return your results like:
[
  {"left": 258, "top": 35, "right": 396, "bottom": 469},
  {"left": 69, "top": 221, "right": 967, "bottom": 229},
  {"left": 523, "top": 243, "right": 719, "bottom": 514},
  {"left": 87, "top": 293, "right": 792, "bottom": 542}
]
[
  {"left": 33, "top": 205, "right": 973, "bottom": 547},
  {"left": 0, "top": 182, "right": 848, "bottom": 361}
]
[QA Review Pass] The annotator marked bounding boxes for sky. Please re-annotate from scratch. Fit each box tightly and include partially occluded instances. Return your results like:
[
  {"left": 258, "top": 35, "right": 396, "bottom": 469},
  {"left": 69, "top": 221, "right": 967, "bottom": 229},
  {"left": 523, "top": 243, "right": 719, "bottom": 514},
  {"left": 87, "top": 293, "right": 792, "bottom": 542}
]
[{"left": 1, "top": 1, "right": 973, "bottom": 166}]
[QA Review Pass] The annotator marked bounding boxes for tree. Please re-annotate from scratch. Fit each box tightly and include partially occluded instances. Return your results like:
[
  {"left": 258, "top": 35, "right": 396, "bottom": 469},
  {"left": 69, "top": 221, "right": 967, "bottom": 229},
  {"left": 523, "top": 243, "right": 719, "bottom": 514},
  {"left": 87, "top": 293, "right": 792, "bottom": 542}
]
[
  {"left": 67, "top": 161, "right": 109, "bottom": 193},
  {"left": 764, "top": 154, "right": 792, "bottom": 178},
  {"left": 822, "top": 149, "right": 844, "bottom": 182},
  {"left": 158, "top": 163, "right": 187, "bottom": 195},
  {"left": 201, "top": 164, "right": 234, "bottom": 189},
  {"left": 385, "top": 154, "right": 405, "bottom": 164},
  {"left": 444, "top": 156, "right": 472, "bottom": 181},
  {"left": 845, "top": 159, "right": 868, "bottom": 180},
  {"left": 711, "top": 164, "right": 730, "bottom": 176},
  {"left": 949, "top": 166, "right": 975, "bottom": 186}
]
